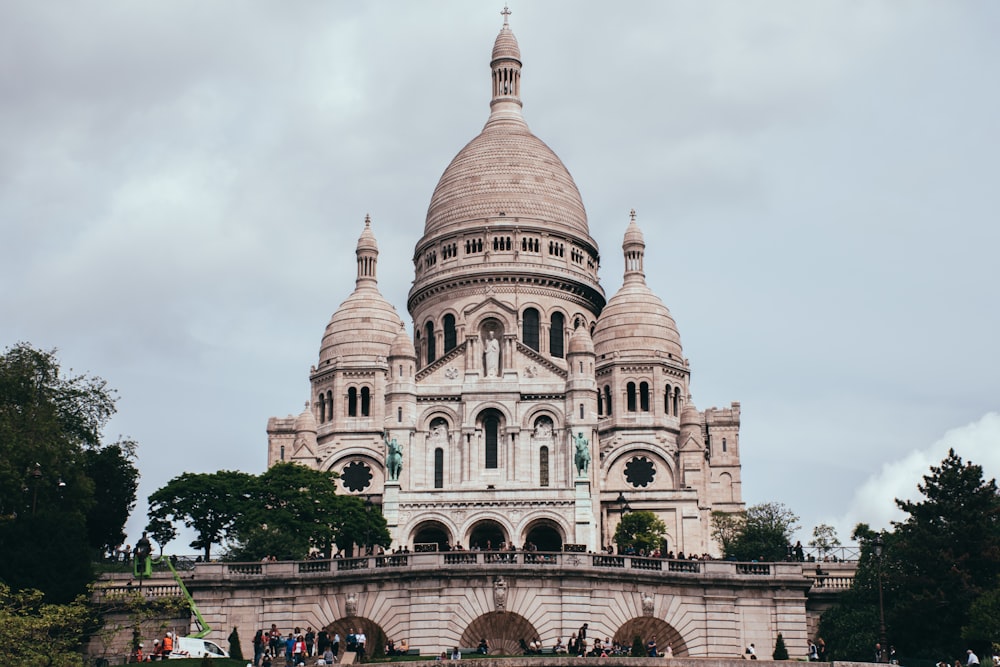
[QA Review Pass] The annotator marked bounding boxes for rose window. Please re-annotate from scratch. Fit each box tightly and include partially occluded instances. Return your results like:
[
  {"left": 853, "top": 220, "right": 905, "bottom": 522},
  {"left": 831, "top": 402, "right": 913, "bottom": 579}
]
[{"left": 624, "top": 456, "right": 656, "bottom": 488}]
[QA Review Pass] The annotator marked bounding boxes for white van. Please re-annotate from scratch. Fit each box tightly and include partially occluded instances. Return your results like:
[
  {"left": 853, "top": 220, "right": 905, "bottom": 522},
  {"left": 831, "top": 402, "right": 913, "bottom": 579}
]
[{"left": 168, "top": 636, "right": 230, "bottom": 659}]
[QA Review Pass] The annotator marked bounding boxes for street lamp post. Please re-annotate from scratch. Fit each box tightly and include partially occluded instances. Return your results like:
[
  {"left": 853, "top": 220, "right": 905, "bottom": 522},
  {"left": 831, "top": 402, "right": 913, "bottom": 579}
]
[
  {"left": 31, "top": 463, "right": 42, "bottom": 516},
  {"left": 874, "top": 535, "right": 888, "bottom": 663}
]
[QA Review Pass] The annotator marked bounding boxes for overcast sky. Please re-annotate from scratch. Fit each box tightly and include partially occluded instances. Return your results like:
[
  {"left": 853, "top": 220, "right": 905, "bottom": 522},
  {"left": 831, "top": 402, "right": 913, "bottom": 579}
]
[{"left": 3, "top": 1, "right": 998, "bottom": 552}]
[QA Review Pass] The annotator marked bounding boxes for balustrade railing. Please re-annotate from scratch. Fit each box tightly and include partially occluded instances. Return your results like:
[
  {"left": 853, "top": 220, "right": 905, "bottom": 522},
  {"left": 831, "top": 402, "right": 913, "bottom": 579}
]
[{"left": 183, "top": 552, "right": 845, "bottom": 585}]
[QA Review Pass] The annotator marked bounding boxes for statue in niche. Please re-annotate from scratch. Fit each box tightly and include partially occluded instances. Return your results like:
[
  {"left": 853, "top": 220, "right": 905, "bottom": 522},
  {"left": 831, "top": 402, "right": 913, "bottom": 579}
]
[
  {"left": 429, "top": 419, "right": 449, "bottom": 448},
  {"left": 384, "top": 432, "right": 403, "bottom": 481},
  {"left": 483, "top": 329, "right": 500, "bottom": 377},
  {"left": 642, "top": 592, "right": 655, "bottom": 616},
  {"left": 574, "top": 432, "right": 591, "bottom": 476},
  {"left": 534, "top": 417, "right": 553, "bottom": 439}
]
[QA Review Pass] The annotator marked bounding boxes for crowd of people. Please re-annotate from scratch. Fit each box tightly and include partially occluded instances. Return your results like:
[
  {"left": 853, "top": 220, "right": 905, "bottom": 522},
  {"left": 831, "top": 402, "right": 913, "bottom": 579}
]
[{"left": 252, "top": 625, "right": 326, "bottom": 667}]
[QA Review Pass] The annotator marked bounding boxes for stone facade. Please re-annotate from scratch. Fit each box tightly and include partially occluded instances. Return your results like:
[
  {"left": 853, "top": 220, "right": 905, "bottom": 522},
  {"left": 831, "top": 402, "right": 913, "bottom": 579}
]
[{"left": 267, "top": 14, "right": 744, "bottom": 557}]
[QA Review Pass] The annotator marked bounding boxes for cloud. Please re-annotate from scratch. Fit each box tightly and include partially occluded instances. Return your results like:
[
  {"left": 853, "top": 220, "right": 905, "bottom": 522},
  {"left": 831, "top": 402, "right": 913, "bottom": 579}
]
[{"left": 833, "top": 412, "right": 1000, "bottom": 538}]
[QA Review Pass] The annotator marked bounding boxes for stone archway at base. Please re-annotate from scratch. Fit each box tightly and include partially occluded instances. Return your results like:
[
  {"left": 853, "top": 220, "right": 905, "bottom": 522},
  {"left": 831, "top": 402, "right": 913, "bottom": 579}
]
[
  {"left": 459, "top": 611, "right": 539, "bottom": 655},
  {"left": 614, "top": 617, "right": 689, "bottom": 657},
  {"left": 324, "top": 617, "right": 387, "bottom": 661}
]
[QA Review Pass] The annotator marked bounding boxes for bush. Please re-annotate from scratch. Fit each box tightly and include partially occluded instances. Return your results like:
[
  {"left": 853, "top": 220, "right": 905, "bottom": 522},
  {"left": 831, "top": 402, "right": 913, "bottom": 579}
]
[{"left": 773, "top": 633, "right": 789, "bottom": 660}]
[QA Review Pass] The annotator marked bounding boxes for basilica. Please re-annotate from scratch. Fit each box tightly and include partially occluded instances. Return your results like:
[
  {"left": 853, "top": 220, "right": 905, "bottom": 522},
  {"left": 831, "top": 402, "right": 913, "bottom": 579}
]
[{"left": 266, "top": 13, "right": 744, "bottom": 556}]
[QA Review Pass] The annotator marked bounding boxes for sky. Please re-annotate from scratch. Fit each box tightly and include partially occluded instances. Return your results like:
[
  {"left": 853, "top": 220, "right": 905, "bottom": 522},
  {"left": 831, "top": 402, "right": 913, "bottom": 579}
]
[{"left": 2, "top": 1, "right": 998, "bottom": 552}]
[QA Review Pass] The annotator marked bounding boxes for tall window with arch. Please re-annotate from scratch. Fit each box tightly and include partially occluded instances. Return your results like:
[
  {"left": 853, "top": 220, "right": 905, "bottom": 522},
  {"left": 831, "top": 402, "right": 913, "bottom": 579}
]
[
  {"left": 434, "top": 448, "right": 444, "bottom": 489},
  {"left": 360, "top": 387, "right": 371, "bottom": 417},
  {"left": 425, "top": 321, "right": 436, "bottom": 364},
  {"left": 523, "top": 308, "right": 540, "bottom": 351},
  {"left": 664, "top": 384, "right": 672, "bottom": 416},
  {"left": 443, "top": 313, "right": 457, "bottom": 353},
  {"left": 539, "top": 446, "right": 549, "bottom": 487},
  {"left": 640, "top": 381, "right": 650, "bottom": 412},
  {"left": 627, "top": 382, "right": 637, "bottom": 412},
  {"left": 604, "top": 385, "right": 613, "bottom": 416},
  {"left": 484, "top": 414, "right": 499, "bottom": 469},
  {"left": 348, "top": 387, "right": 358, "bottom": 417},
  {"left": 549, "top": 312, "right": 565, "bottom": 358}
]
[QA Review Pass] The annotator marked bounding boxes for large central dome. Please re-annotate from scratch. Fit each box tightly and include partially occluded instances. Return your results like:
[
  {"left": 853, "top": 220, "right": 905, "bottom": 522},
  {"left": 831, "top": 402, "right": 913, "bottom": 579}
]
[{"left": 422, "top": 20, "right": 591, "bottom": 240}]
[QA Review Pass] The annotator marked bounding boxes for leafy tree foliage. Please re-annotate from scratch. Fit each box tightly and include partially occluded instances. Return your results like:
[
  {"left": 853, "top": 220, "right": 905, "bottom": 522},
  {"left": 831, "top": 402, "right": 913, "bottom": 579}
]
[
  {"left": 962, "top": 579, "right": 1000, "bottom": 647},
  {"left": 82, "top": 440, "right": 139, "bottom": 556},
  {"left": 231, "top": 463, "right": 345, "bottom": 560},
  {"left": 146, "top": 470, "right": 254, "bottom": 560},
  {"left": 613, "top": 510, "right": 667, "bottom": 554},
  {"left": 712, "top": 502, "right": 799, "bottom": 561},
  {"left": 820, "top": 449, "right": 1000, "bottom": 660},
  {"left": 148, "top": 462, "right": 391, "bottom": 561},
  {"left": 0, "top": 582, "right": 93, "bottom": 667},
  {"left": 0, "top": 343, "right": 139, "bottom": 601},
  {"left": 809, "top": 523, "right": 841, "bottom": 555}
]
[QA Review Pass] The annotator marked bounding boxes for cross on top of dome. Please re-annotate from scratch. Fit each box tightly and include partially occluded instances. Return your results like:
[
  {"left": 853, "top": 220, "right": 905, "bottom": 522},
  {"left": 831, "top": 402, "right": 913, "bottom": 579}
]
[{"left": 501, "top": 4, "right": 511, "bottom": 26}]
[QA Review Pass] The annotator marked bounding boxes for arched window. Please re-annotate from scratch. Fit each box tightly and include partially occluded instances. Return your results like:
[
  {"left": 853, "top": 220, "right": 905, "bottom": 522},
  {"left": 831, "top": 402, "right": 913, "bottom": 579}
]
[
  {"left": 627, "top": 382, "right": 637, "bottom": 412},
  {"left": 604, "top": 385, "right": 612, "bottom": 416},
  {"left": 348, "top": 387, "right": 358, "bottom": 417},
  {"left": 523, "top": 308, "right": 539, "bottom": 351},
  {"left": 485, "top": 415, "right": 499, "bottom": 469},
  {"left": 539, "top": 446, "right": 549, "bottom": 487},
  {"left": 549, "top": 312, "right": 565, "bottom": 358},
  {"left": 673, "top": 390, "right": 680, "bottom": 416},
  {"left": 640, "top": 382, "right": 650, "bottom": 412},
  {"left": 443, "top": 314, "right": 457, "bottom": 353},
  {"left": 360, "top": 387, "right": 371, "bottom": 417},
  {"left": 597, "top": 391, "right": 604, "bottom": 416},
  {"left": 425, "top": 321, "right": 436, "bottom": 363},
  {"left": 326, "top": 391, "right": 333, "bottom": 422},
  {"left": 434, "top": 448, "right": 444, "bottom": 489},
  {"left": 318, "top": 396, "right": 326, "bottom": 423},
  {"left": 665, "top": 384, "right": 672, "bottom": 416},
  {"left": 397, "top": 407, "right": 403, "bottom": 423},
  {"left": 722, "top": 437, "right": 727, "bottom": 453}
]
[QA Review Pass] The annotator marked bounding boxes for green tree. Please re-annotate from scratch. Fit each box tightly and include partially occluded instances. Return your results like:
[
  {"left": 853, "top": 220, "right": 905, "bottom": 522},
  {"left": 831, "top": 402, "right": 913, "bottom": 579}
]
[
  {"left": 330, "top": 493, "right": 391, "bottom": 558},
  {"left": 0, "top": 582, "right": 93, "bottom": 667},
  {"left": 809, "top": 523, "right": 841, "bottom": 556},
  {"left": 613, "top": 510, "right": 667, "bottom": 554},
  {"left": 228, "top": 626, "right": 244, "bottom": 660},
  {"left": 82, "top": 440, "right": 140, "bottom": 557},
  {"left": 146, "top": 470, "right": 254, "bottom": 560},
  {"left": 772, "top": 632, "right": 789, "bottom": 660},
  {"left": 820, "top": 450, "right": 1000, "bottom": 660},
  {"left": 963, "top": 580, "right": 1000, "bottom": 649},
  {"left": 887, "top": 449, "right": 1000, "bottom": 658},
  {"left": 231, "top": 463, "right": 347, "bottom": 560},
  {"left": 0, "top": 343, "right": 139, "bottom": 601},
  {"left": 717, "top": 502, "right": 799, "bottom": 562},
  {"left": 711, "top": 510, "right": 745, "bottom": 556}
]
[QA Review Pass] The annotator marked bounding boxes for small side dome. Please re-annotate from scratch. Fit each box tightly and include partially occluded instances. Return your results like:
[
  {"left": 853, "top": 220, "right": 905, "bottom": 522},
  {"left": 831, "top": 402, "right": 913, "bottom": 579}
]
[
  {"left": 593, "top": 283, "right": 682, "bottom": 360},
  {"left": 680, "top": 403, "right": 700, "bottom": 428},
  {"left": 567, "top": 324, "right": 595, "bottom": 356},
  {"left": 390, "top": 323, "right": 416, "bottom": 359},
  {"left": 319, "top": 291, "right": 402, "bottom": 366},
  {"left": 295, "top": 402, "right": 317, "bottom": 434}
]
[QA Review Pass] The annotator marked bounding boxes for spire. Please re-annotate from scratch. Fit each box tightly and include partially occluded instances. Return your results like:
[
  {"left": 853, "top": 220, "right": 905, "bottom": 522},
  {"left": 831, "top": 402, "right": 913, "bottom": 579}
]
[
  {"left": 622, "top": 209, "right": 646, "bottom": 285},
  {"left": 490, "top": 5, "right": 523, "bottom": 118},
  {"left": 356, "top": 214, "right": 379, "bottom": 287}
]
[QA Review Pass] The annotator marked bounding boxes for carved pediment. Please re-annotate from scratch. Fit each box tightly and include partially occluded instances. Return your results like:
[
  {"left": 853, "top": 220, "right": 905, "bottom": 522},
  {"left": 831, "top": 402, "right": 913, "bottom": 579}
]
[
  {"left": 416, "top": 342, "right": 467, "bottom": 382},
  {"left": 463, "top": 296, "right": 517, "bottom": 318},
  {"left": 515, "top": 341, "right": 568, "bottom": 380}
]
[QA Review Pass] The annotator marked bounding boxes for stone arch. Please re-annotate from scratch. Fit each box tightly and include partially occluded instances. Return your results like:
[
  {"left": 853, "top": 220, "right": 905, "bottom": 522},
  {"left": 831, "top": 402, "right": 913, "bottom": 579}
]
[
  {"left": 613, "top": 617, "right": 689, "bottom": 657},
  {"left": 411, "top": 519, "right": 454, "bottom": 551},
  {"left": 718, "top": 472, "right": 734, "bottom": 503},
  {"left": 467, "top": 518, "right": 509, "bottom": 551},
  {"left": 460, "top": 611, "right": 540, "bottom": 655},
  {"left": 324, "top": 616, "right": 388, "bottom": 661},
  {"left": 521, "top": 517, "right": 564, "bottom": 552},
  {"left": 417, "top": 407, "right": 460, "bottom": 432},
  {"left": 520, "top": 405, "right": 562, "bottom": 431}
]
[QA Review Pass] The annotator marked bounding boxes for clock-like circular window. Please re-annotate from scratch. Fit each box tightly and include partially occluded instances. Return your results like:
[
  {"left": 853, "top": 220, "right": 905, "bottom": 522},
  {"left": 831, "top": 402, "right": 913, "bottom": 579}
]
[
  {"left": 624, "top": 456, "right": 656, "bottom": 488},
  {"left": 342, "top": 460, "right": 373, "bottom": 493}
]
